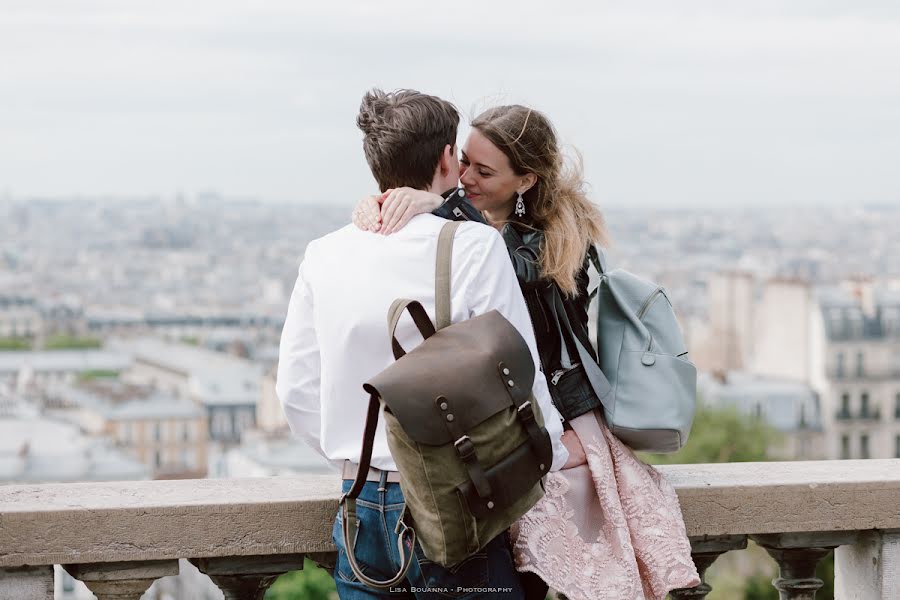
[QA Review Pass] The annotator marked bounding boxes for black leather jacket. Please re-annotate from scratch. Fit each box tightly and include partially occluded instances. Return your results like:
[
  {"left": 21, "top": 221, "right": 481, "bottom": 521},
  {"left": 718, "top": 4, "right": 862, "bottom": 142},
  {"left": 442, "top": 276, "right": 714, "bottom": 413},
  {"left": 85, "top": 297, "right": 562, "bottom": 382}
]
[
  {"left": 500, "top": 223, "right": 597, "bottom": 377},
  {"left": 434, "top": 189, "right": 598, "bottom": 412}
]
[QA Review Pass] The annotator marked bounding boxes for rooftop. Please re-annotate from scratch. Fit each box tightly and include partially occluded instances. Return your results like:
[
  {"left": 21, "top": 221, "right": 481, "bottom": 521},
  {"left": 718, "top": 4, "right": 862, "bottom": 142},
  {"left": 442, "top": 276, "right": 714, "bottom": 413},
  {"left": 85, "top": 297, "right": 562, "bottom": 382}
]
[
  {"left": 0, "top": 350, "right": 131, "bottom": 374},
  {"left": 817, "top": 286, "right": 900, "bottom": 341},
  {"left": 0, "top": 413, "right": 149, "bottom": 484},
  {"left": 229, "top": 431, "right": 332, "bottom": 475},
  {"left": 111, "top": 337, "right": 260, "bottom": 375},
  {"left": 111, "top": 337, "right": 262, "bottom": 406},
  {"left": 699, "top": 371, "right": 822, "bottom": 431},
  {"left": 50, "top": 380, "right": 202, "bottom": 421}
]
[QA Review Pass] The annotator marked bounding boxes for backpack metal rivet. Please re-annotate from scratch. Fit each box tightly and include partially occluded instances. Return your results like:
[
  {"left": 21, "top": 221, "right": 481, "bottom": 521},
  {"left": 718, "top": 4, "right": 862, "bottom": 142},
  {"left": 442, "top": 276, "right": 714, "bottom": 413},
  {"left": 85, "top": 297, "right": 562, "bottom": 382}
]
[
  {"left": 487, "top": 501, "right": 494, "bottom": 509},
  {"left": 446, "top": 414, "right": 454, "bottom": 422},
  {"left": 507, "top": 379, "right": 514, "bottom": 387},
  {"left": 540, "top": 464, "right": 545, "bottom": 470},
  {"left": 440, "top": 402, "right": 448, "bottom": 410},
  {"left": 502, "top": 367, "right": 510, "bottom": 375}
]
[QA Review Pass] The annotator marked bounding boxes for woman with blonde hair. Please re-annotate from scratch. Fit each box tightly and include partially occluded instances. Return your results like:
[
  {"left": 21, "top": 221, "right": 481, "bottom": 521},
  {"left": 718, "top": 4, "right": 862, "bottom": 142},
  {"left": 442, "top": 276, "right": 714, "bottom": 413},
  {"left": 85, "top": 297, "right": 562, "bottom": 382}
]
[{"left": 353, "top": 104, "right": 700, "bottom": 599}]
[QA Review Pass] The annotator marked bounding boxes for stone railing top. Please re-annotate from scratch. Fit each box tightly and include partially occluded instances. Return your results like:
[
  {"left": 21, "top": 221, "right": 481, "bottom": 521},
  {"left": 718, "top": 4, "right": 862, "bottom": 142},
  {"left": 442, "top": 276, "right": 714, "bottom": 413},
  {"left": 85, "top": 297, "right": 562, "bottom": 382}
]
[
  {"left": 665, "top": 459, "right": 900, "bottom": 542},
  {"left": 0, "top": 475, "right": 340, "bottom": 513},
  {"left": 659, "top": 458, "right": 900, "bottom": 489},
  {"left": 2, "top": 460, "right": 899, "bottom": 568}
]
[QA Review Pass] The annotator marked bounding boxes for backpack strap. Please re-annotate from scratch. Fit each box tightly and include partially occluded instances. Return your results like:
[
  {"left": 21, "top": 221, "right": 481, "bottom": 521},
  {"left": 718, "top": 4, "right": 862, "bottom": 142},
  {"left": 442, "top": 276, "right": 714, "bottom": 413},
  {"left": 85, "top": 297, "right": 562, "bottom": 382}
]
[
  {"left": 435, "top": 221, "right": 462, "bottom": 330},
  {"left": 587, "top": 245, "right": 605, "bottom": 357},
  {"left": 441, "top": 399, "right": 493, "bottom": 499},
  {"left": 588, "top": 244, "right": 605, "bottom": 275},
  {"left": 387, "top": 299, "right": 437, "bottom": 360},
  {"left": 552, "top": 286, "right": 613, "bottom": 409},
  {"left": 339, "top": 392, "right": 416, "bottom": 589},
  {"left": 434, "top": 221, "right": 496, "bottom": 497}
]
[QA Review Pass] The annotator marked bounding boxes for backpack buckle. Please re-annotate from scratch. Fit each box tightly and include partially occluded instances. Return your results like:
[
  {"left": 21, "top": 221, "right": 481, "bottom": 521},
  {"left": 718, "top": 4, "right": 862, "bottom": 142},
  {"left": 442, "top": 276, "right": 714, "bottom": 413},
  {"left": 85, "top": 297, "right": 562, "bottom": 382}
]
[
  {"left": 517, "top": 400, "right": 534, "bottom": 417},
  {"left": 453, "top": 435, "right": 476, "bottom": 460}
]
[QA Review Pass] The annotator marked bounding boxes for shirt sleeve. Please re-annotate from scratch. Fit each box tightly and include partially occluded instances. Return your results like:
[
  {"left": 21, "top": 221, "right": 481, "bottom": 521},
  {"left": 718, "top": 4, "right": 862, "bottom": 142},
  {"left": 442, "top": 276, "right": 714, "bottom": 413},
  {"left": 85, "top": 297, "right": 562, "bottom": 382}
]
[
  {"left": 458, "top": 227, "right": 569, "bottom": 471},
  {"left": 275, "top": 248, "right": 326, "bottom": 459}
]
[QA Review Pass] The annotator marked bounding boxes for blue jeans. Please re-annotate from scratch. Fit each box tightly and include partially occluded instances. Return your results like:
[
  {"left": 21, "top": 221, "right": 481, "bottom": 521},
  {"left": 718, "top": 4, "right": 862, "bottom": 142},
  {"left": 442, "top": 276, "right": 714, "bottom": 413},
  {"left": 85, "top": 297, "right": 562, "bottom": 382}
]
[{"left": 332, "top": 476, "right": 525, "bottom": 599}]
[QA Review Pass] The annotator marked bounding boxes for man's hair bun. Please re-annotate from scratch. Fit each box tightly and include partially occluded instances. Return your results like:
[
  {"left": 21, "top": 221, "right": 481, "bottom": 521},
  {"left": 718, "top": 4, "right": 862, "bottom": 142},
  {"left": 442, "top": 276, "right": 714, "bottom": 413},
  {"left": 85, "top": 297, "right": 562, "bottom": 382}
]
[{"left": 356, "top": 88, "right": 391, "bottom": 136}]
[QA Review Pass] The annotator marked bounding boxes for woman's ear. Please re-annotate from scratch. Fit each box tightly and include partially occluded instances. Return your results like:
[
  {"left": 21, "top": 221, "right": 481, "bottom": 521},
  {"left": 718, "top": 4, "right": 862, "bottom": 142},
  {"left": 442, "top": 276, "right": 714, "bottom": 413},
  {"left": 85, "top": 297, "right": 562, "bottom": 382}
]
[{"left": 518, "top": 173, "right": 538, "bottom": 194}]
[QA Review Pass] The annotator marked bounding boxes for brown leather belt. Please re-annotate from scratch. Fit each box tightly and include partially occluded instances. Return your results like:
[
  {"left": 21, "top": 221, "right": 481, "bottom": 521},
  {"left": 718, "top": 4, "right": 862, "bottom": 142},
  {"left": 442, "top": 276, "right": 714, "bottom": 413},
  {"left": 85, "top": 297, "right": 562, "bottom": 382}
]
[{"left": 342, "top": 460, "right": 402, "bottom": 483}]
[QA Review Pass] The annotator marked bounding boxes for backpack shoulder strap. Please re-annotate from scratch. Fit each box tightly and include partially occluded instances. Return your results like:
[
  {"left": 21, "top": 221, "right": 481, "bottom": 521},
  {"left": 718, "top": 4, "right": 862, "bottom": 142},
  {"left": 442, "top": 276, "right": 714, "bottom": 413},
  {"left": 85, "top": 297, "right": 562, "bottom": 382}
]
[
  {"left": 339, "top": 392, "right": 416, "bottom": 588},
  {"left": 552, "top": 287, "right": 612, "bottom": 408},
  {"left": 435, "top": 221, "right": 462, "bottom": 330},
  {"left": 587, "top": 245, "right": 606, "bottom": 354},
  {"left": 588, "top": 244, "right": 605, "bottom": 275}
]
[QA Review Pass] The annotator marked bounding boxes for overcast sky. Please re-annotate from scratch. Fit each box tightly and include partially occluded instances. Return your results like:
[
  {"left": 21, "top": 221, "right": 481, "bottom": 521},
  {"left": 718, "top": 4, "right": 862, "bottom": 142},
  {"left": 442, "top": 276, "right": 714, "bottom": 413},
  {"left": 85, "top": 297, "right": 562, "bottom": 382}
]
[{"left": 2, "top": 1, "right": 899, "bottom": 207}]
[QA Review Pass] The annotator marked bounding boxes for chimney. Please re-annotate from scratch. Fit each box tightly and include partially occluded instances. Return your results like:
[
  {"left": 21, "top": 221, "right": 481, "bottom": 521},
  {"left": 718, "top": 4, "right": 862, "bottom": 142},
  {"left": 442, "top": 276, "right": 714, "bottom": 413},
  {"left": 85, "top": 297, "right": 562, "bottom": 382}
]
[{"left": 849, "top": 277, "right": 876, "bottom": 318}]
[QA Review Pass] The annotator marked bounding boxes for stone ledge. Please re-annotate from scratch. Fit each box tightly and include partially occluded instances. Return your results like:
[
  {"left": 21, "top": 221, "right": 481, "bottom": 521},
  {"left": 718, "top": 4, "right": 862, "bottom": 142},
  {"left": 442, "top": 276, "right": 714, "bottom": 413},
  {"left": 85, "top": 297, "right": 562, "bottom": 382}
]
[
  {"left": 0, "top": 476, "right": 341, "bottom": 568},
  {"left": 663, "top": 459, "right": 900, "bottom": 537},
  {"left": 1, "top": 461, "right": 899, "bottom": 568}
]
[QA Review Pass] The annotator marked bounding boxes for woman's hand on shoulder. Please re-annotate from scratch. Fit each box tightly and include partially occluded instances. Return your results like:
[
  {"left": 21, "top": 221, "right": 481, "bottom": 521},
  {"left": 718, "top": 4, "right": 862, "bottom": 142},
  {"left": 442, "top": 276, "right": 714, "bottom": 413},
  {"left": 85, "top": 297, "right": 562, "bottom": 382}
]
[
  {"left": 351, "top": 193, "right": 385, "bottom": 233},
  {"left": 379, "top": 188, "right": 444, "bottom": 235}
]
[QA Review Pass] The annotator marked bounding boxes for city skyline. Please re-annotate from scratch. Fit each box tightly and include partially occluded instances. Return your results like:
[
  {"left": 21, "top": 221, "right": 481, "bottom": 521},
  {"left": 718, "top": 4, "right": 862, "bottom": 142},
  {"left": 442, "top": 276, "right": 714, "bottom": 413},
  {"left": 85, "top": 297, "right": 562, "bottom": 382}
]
[{"left": 3, "top": 3, "right": 899, "bottom": 596}]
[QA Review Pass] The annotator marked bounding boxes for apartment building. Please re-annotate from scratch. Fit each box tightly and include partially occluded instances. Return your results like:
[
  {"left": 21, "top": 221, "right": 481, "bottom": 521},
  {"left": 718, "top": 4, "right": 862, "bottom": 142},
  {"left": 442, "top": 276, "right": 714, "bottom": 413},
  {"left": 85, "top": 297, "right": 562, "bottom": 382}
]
[
  {"left": 114, "top": 338, "right": 261, "bottom": 446},
  {"left": 698, "top": 371, "right": 826, "bottom": 459},
  {"left": 48, "top": 380, "right": 207, "bottom": 478},
  {"left": 0, "top": 294, "right": 42, "bottom": 339},
  {"left": 820, "top": 285, "right": 900, "bottom": 460}
]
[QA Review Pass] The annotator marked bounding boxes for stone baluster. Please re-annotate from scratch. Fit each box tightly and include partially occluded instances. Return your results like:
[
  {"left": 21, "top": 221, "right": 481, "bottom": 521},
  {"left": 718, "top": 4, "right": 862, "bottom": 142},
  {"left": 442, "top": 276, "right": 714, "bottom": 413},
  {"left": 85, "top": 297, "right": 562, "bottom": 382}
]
[
  {"left": 190, "top": 554, "right": 306, "bottom": 600},
  {"left": 0, "top": 565, "right": 54, "bottom": 600},
  {"left": 670, "top": 534, "right": 748, "bottom": 599},
  {"left": 834, "top": 529, "right": 900, "bottom": 598},
  {"left": 751, "top": 532, "right": 859, "bottom": 600},
  {"left": 63, "top": 560, "right": 179, "bottom": 600}
]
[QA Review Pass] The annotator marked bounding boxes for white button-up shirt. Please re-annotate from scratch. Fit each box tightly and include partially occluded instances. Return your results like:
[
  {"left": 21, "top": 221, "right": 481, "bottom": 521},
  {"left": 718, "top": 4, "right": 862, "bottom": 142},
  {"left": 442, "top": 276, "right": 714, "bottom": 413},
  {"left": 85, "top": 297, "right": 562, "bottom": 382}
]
[{"left": 276, "top": 214, "right": 568, "bottom": 473}]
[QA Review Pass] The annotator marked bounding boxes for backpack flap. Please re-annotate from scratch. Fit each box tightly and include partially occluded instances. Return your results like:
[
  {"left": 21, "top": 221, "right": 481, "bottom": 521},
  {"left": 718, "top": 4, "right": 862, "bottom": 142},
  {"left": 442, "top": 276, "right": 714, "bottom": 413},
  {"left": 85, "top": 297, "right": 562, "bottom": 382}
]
[{"left": 364, "top": 309, "right": 536, "bottom": 445}]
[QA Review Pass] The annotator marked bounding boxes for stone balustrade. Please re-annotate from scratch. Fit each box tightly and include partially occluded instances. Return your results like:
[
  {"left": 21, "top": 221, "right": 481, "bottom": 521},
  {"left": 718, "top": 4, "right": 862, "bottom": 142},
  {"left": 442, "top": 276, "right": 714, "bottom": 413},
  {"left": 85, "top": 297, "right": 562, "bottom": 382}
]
[{"left": 1, "top": 459, "right": 899, "bottom": 599}]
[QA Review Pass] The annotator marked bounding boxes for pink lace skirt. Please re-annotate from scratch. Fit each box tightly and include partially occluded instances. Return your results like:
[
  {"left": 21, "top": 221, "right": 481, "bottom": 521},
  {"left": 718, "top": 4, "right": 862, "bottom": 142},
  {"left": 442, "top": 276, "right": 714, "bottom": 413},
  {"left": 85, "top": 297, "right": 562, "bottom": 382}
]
[{"left": 510, "top": 411, "right": 701, "bottom": 600}]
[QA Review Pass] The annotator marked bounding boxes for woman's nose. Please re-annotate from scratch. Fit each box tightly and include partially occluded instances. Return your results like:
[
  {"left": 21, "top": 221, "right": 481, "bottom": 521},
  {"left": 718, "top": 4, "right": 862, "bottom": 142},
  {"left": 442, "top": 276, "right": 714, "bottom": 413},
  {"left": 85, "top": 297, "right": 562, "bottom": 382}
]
[{"left": 459, "top": 167, "right": 473, "bottom": 186}]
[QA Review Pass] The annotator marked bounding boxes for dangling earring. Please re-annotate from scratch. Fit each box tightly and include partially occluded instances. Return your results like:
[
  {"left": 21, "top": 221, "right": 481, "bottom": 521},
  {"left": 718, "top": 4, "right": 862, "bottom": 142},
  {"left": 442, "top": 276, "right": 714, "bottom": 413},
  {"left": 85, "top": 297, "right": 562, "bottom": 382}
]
[{"left": 515, "top": 192, "right": 526, "bottom": 217}]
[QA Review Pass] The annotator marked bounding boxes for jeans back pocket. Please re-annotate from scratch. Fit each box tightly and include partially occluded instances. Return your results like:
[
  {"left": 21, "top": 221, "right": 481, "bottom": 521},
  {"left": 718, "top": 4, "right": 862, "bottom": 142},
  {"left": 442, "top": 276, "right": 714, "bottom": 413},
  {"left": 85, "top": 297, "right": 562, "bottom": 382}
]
[{"left": 413, "top": 543, "right": 489, "bottom": 599}]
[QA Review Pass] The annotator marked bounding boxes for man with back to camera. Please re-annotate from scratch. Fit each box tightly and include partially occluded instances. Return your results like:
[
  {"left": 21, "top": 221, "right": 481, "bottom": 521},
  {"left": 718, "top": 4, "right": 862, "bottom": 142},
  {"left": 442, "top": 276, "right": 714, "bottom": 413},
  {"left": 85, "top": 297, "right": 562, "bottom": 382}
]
[{"left": 276, "top": 88, "right": 570, "bottom": 599}]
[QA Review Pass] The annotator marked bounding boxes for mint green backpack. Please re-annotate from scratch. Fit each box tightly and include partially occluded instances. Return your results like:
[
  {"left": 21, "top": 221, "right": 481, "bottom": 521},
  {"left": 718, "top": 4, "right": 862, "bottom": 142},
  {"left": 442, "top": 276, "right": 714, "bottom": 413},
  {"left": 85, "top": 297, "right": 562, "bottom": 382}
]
[{"left": 571, "top": 248, "right": 696, "bottom": 452}]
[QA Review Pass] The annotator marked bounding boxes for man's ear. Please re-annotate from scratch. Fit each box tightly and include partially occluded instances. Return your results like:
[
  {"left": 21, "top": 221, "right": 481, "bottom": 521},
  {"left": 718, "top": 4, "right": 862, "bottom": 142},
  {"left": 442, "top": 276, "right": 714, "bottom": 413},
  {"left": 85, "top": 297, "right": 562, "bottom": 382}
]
[
  {"left": 518, "top": 173, "right": 537, "bottom": 194},
  {"left": 439, "top": 144, "right": 454, "bottom": 177}
]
